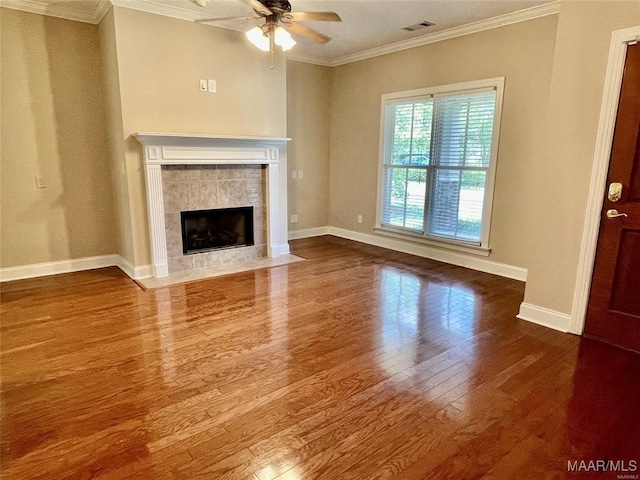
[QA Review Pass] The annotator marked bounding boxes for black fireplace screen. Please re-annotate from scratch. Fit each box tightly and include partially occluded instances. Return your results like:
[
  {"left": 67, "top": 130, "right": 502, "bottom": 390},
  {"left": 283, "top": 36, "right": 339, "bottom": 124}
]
[{"left": 181, "top": 207, "right": 254, "bottom": 254}]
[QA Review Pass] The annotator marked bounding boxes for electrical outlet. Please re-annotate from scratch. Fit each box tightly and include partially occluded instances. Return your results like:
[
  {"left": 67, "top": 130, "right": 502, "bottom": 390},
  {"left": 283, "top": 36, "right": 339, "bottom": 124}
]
[
  {"left": 290, "top": 214, "right": 299, "bottom": 223},
  {"left": 199, "top": 79, "right": 207, "bottom": 92},
  {"left": 208, "top": 79, "right": 216, "bottom": 93},
  {"left": 35, "top": 176, "right": 47, "bottom": 189},
  {"left": 298, "top": 170, "right": 304, "bottom": 179},
  {"left": 357, "top": 214, "right": 363, "bottom": 224}
]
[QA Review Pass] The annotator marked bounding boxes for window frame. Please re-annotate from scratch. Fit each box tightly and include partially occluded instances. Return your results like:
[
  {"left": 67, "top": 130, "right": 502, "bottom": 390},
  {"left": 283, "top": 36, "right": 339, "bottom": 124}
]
[{"left": 375, "top": 77, "right": 505, "bottom": 255}]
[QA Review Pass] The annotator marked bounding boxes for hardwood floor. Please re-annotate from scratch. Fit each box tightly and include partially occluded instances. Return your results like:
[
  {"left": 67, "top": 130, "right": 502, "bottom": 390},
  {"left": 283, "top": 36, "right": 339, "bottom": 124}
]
[{"left": 1, "top": 236, "right": 639, "bottom": 479}]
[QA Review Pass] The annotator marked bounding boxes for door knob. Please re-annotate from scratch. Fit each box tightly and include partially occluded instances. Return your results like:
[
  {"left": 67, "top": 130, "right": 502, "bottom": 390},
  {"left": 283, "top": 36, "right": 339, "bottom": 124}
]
[{"left": 606, "top": 209, "right": 628, "bottom": 219}]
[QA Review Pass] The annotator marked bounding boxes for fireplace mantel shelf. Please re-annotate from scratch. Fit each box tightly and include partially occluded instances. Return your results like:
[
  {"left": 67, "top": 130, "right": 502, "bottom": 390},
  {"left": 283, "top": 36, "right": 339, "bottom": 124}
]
[
  {"left": 133, "top": 133, "right": 291, "bottom": 166},
  {"left": 133, "top": 133, "right": 290, "bottom": 147}
]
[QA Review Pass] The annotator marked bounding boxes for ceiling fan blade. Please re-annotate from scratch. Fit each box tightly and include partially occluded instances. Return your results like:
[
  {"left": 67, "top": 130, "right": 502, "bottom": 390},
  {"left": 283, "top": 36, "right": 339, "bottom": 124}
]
[
  {"left": 196, "top": 15, "right": 258, "bottom": 23},
  {"left": 283, "top": 12, "right": 341, "bottom": 22},
  {"left": 242, "top": 0, "right": 273, "bottom": 16},
  {"left": 282, "top": 21, "right": 331, "bottom": 44}
]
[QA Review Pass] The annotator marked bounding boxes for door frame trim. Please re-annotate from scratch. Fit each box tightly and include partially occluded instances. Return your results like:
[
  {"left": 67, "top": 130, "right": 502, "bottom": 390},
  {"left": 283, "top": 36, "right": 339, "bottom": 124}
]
[{"left": 571, "top": 25, "right": 640, "bottom": 335}]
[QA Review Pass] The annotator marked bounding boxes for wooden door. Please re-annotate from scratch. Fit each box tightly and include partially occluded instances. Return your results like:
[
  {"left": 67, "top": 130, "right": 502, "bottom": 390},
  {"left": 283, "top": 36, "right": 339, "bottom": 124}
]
[{"left": 584, "top": 43, "right": 640, "bottom": 353}]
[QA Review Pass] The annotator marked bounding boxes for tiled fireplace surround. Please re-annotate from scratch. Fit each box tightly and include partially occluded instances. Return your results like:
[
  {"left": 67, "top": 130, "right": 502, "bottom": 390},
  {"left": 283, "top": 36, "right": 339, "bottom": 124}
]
[
  {"left": 162, "top": 165, "right": 266, "bottom": 273},
  {"left": 134, "top": 134, "right": 290, "bottom": 278}
]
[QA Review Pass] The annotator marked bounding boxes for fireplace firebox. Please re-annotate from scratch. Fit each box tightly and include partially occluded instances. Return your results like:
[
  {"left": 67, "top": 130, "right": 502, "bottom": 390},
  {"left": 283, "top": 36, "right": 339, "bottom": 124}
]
[{"left": 181, "top": 207, "right": 254, "bottom": 255}]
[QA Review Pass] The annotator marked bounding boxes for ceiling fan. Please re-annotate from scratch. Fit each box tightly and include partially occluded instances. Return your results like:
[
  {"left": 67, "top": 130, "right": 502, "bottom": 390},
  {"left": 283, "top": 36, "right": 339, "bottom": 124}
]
[{"left": 194, "top": 0, "right": 342, "bottom": 52}]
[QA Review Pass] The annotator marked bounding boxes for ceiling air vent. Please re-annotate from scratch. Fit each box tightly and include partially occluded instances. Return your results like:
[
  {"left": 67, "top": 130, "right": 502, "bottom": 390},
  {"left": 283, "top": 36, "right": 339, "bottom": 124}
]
[{"left": 402, "top": 21, "right": 435, "bottom": 32}]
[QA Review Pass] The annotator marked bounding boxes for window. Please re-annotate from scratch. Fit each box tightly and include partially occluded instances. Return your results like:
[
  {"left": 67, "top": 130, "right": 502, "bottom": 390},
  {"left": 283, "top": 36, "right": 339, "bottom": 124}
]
[{"left": 377, "top": 78, "right": 504, "bottom": 251}]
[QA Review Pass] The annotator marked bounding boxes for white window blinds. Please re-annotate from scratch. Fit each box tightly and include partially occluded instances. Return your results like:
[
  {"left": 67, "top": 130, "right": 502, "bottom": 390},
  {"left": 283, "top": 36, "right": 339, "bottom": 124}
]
[{"left": 379, "top": 82, "right": 501, "bottom": 247}]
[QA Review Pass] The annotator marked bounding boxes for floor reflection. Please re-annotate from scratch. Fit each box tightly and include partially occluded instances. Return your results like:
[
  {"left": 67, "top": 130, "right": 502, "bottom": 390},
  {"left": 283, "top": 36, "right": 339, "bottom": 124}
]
[
  {"left": 378, "top": 266, "right": 478, "bottom": 351},
  {"left": 377, "top": 266, "right": 479, "bottom": 402},
  {"left": 150, "top": 286, "right": 184, "bottom": 384},
  {"left": 566, "top": 338, "right": 640, "bottom": 460}
]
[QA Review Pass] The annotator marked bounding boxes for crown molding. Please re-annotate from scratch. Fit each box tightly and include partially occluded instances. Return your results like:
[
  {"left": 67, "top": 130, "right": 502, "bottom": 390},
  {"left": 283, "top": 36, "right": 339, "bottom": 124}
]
[
  {"left": 327, "top": 1, "right": 560, "bottom": 67},
  {"left": 1, "top": 0, "right": 559, "bottom": 66},
  {"left": 286, "top": 52, "right": 333, "bottom": 67},
  {"left": 93, "top": 1, "right": 111, "bottom": 23},
  {"left": 108, "top": 0, "right": 559, "bottom": 67},
  {"left": 0, "top": 0, "right": 111, "bottom": 24},
  {"left": 109, "top": 0, "right": 203, "bottom": 22}
]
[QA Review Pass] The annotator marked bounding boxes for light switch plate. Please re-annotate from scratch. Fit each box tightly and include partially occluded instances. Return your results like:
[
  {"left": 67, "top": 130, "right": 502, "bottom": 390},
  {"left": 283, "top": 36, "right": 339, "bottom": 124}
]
[{"left": 199, "top": 79, "right": 207, "bottom": 92}]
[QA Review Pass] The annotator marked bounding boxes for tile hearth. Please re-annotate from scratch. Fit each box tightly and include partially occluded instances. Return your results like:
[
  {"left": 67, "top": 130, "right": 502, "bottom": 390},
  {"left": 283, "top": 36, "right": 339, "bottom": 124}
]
[{"left": 136, "top": 253, "right": 304, "bottom": 289}]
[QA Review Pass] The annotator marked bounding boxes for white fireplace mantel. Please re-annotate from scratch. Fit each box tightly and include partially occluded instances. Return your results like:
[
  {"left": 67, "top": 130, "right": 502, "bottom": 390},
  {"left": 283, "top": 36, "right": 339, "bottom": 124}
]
[{"left": 133, "top": 133, "right": 290, "bottom": 278}]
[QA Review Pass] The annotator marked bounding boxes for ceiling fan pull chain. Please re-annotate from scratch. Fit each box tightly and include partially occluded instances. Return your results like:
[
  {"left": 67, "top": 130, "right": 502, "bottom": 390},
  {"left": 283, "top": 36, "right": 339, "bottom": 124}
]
[{"left": 270, "top": 37, "right": 275, "bottom": 70}]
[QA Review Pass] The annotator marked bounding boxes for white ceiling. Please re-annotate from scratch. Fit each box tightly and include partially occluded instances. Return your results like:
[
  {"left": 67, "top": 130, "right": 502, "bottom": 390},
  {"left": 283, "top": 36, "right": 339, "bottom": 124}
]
[{"left": 1, "top": 0, "right": 559, "bottom": 66}]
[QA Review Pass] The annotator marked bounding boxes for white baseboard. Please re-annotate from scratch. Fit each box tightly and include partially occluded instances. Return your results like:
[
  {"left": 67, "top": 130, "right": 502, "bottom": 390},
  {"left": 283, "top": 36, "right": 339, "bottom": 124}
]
[
  {"left": 2, "top": 227, "right": 524, "bottom": 284},
  {"left": 517, "top": 302, "right": 572, "bottom": 333},
  {"left": 288, "top": 227, "right": 330, "bottom": 240},
  {"left": 0, "top": 254, "right": 121, "bottom": 282},
  {"left": 326, "top": 226, "right": 528, "bottom": 281},
  {"left": 133, "top": 265, "right": 153, "bottom": 280},
  {"left": 0, "top": 255, "right": 153, "bottom": 282},
  {"left": 273, "top": 242, "right": 291, "bottom": 256},
  {"left": 116, "top": 257, "right": 153, "bottom": 280}
]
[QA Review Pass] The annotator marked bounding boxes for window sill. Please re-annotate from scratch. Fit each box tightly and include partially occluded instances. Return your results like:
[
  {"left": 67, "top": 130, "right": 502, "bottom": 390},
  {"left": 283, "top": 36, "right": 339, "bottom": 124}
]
[{"left": 374, "top": 226, "right": 491, "bottom": 257}]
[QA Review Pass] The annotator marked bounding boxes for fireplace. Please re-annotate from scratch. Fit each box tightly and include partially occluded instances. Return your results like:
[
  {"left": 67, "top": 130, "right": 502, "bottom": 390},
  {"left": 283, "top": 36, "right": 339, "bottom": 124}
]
[
  {"left": 133, "top": 133, "right": 290, "bottom": 278},
  {"left": 181, "top": 207, "right": 254, "bottom": 254}
]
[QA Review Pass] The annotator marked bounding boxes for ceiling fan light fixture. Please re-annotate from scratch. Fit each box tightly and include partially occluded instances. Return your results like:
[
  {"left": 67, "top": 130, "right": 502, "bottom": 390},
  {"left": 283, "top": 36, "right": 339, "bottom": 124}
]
[
  {"left": 274, "top": 26, "right": 296, "bottom": 51},
  {"left": 246, "top": 25, "right": 271, "bottom": 51},
  {"left": 201, "top": 0, "right": 337, "bottom": 56}
]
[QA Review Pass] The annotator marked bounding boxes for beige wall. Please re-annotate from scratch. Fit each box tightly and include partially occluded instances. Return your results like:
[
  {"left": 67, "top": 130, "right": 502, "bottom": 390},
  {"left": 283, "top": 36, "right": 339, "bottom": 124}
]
[
  {"left": 328, "top": 15, "right": 559, "bottom": 269},
  {"left": 111, "top": 7, "right": 288, "bottom": 266},
  {"left": 4, "top": 2, "right": 638, "bottom": 322},
  {"left": 286, "top": 60, "right": 331, "bottom": 231},
  {"left": 523, "top": 1, "right": 640, "bottom": 313},
  {"left": 0, "top": 8, "right": 115, "bottom": 268},
  {"left": 98, "top": 8, "right": 133, "bottom": 266}
]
